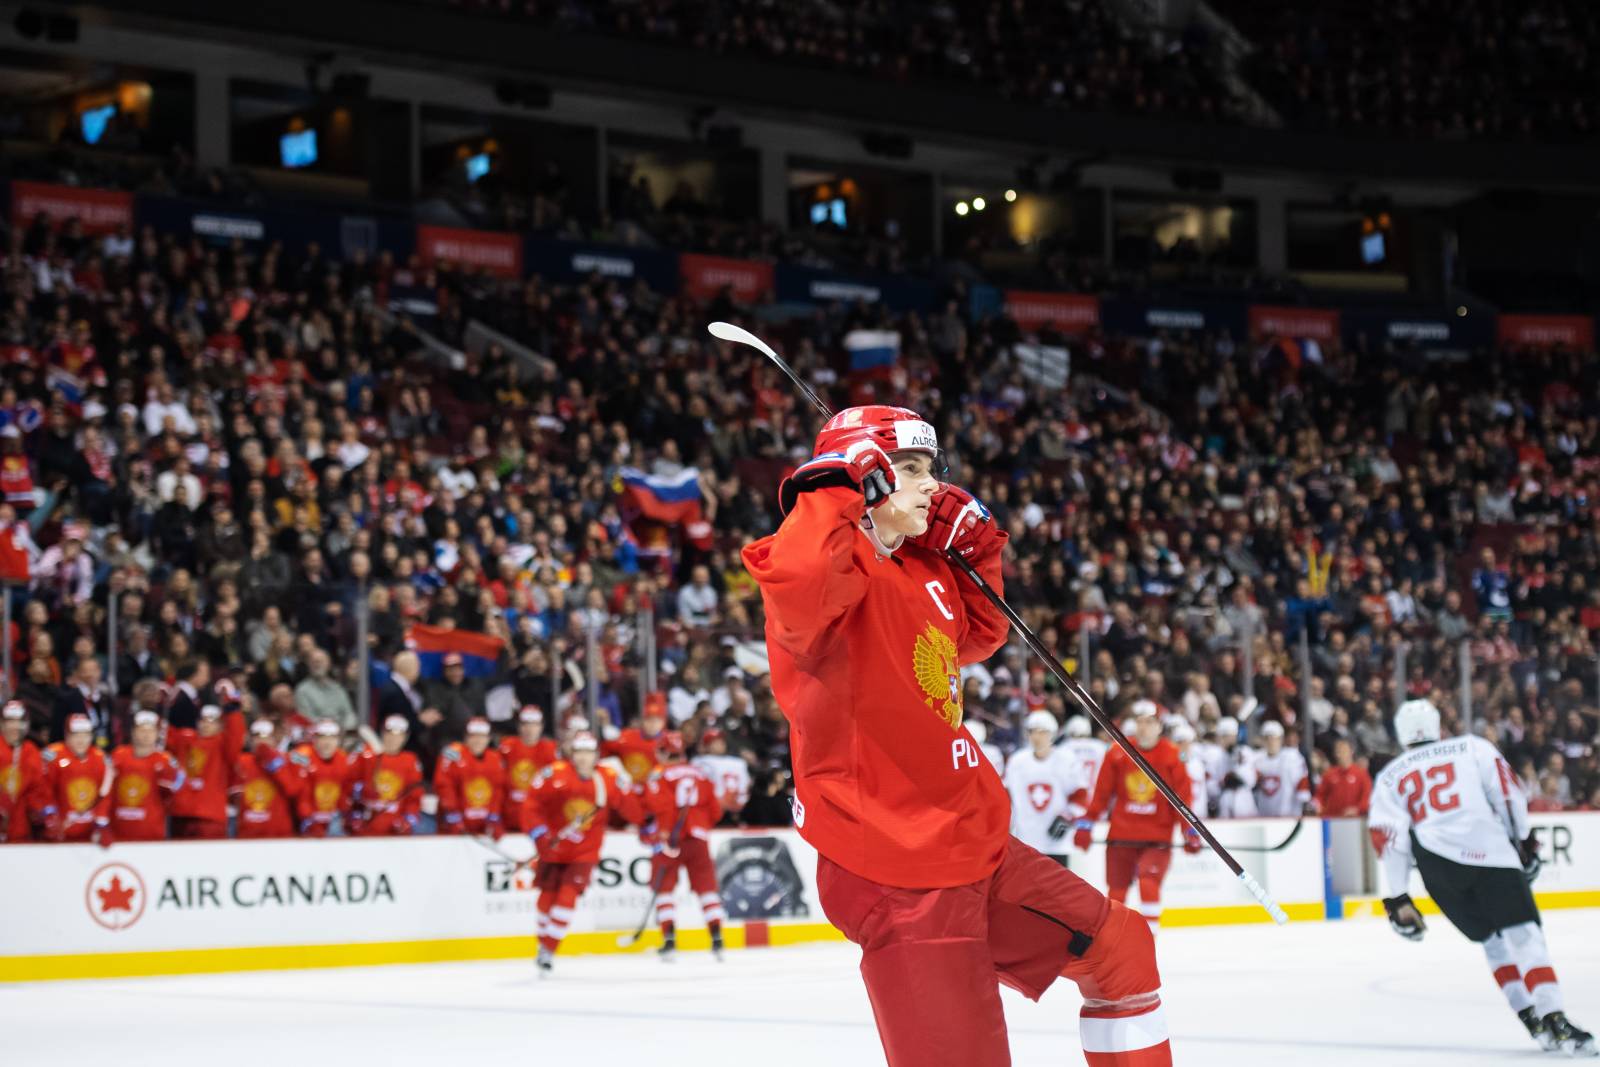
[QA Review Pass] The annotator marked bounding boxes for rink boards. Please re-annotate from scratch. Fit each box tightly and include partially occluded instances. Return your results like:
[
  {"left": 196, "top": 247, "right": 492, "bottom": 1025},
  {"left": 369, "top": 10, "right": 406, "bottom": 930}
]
[{"left": 1, "top": 814, "right": 1596, "bottom": 981}]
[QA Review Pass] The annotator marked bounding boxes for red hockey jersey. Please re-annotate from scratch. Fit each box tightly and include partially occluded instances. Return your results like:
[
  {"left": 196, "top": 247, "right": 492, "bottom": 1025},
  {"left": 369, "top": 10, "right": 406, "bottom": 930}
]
[
  {"left": 498, "top": 735, "right": 558, "bottom": 831},
  {"left": 349, "top": 750, "right": 423, "bottom": 836},
  {"left": 742, "top": 486, "right": 1012, "bottom": 889},
  {"left": 524, "top": 761, "right": 642, "bottom": 864},
  {"left": 291, "top": 745, "right": 353, "bottom": 835},
  {"left": 38, "top": 744, "right": 111, "bottom": 841},
  {"left": 108, "top": 746, "right": 185, "bottom": 840},
  {"left": 231, "top": 744, "right": 304, "bottom": 838},
  {"left": 0, "top": 736, "right": 43, "bottom": 842},
  {"left": 641, "top": 762, "right": 723, "bottom": 843},
  {"left": 1084, "top": 738, "right": 1191, "bottom": 844},
  {"left": 166, "top": 728, "right": 236, "bottom": 824},
  {"left": 603, "top": 728, "right": 664, "bottom": 785},
  {"left": 434, "top": 743, "right": 506, "bottom": 834}
]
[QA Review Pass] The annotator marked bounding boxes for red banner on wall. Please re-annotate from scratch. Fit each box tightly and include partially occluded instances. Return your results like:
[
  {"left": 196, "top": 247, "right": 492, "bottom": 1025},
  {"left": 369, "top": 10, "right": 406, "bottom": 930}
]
[
  {"left": 1249, "top": 305, "right": 1340, "bottom": 342},
  {"left": 415, "top": 225, "right": 522, "bottom": 278},
  {"left": 680, "top": 253, "right": 773, "bottom": 303},
  {"left": 10, "top": 181, "right": 133, "bottom": 234},
  {"left": 1497, "top": 314, "right": 1594, "bottom": 349},
  {"left": 1004, "top": 291, "right": 1100, "bottom": 333}
]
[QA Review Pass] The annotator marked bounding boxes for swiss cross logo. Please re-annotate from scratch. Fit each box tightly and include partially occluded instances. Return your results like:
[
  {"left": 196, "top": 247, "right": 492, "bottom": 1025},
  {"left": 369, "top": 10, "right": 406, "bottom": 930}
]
[
  {"left": 1028, "top": 782, "right": 1053, "bottom": 812},
  {"left": 86, "top": 862, "right": 147, "bottom": 931},
  {"left": 1261, "top": 775, "right": 1281, "bottom": 796}
]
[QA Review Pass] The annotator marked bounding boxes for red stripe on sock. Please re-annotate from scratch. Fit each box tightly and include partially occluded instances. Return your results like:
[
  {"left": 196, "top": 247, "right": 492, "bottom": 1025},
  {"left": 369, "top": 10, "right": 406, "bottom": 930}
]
[
  {"left": 1084, "top": 1040, "right": 1173, "bottom": 1066},
  {"left": 1493, "top": 965, "right": 1522, "bottom": 987},
  {"left": 1524, "top": 966, "right": 1558, "bottom": 990}
]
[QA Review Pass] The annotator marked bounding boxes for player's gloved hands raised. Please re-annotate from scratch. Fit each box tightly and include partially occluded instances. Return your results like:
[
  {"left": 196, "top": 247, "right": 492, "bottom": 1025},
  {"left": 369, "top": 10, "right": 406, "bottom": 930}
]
[
  {"left": 910, "top": 485, "right": 1004, "bottom": 561},
  {"left": 778, "top": 442, "right": 897, "bottom": 514},
  {"left": 1071, "top": 819, "right": 1094, "bottom": 852},
  {"left": 1047, "top": 815, "right": 1071, "bottom": 841},
  {"left": 1517, "top": 832, "right": 1542, "bottom": 883},
  {"left": 1382, "top": 894, "right": 1426, "bottom": 941}
]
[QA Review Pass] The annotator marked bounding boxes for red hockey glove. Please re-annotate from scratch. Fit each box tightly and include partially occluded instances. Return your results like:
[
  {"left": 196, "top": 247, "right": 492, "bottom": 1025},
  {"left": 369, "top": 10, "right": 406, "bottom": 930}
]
[
  {"left": 487, "top": 815, "right": 504, "bottom": 841},
  {"left": 1072, "top": 819, "right": 1094, "bottom": 852},
  {"left": 94, "top": 819, "right": 114, "bottom": 849},
  {"left": 910, "top": 485, "right": 1003, "bottom": 561},
  {"left": 1182, "top": 828, "right": 1203, "bottom": 854},
  {"left": 778, "top": 441, "right": 897, "bottom": 515}
]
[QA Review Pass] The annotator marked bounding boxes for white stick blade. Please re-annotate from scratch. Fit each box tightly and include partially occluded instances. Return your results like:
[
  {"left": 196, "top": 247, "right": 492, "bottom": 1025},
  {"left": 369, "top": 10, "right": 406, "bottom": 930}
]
[{"left": 707, "top": 321, "right": 778, "bottom": 361}]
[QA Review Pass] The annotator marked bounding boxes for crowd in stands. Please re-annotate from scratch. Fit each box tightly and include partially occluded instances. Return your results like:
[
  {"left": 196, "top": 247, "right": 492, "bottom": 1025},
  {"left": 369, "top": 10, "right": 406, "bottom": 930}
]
[{"left": 1, "top": 159, "right": 1599, "bottom": 842}]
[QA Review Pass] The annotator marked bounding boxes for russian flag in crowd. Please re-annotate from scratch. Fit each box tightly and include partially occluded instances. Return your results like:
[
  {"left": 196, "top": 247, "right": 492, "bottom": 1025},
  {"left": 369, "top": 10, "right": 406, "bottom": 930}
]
[
  {"left": 845, "top": 329, "right": 900, "bottom": 372},
  {"left": 406, "top": 624, "right": 505, "bottom": 679},
  {"left": 617, "top": 467, "right": 705, "bottom": 526}
]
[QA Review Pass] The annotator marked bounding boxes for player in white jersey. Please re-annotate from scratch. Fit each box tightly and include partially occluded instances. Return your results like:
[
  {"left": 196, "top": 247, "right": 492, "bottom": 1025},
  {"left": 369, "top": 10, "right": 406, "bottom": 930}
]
[
  {"left": 1059, "top": 715, "right": 1109, "bottom": 796},
  {"left": 965, "top": 719, "right": 1005, "bottom": 774},
  {"left": 1201, "top": 716, "right": 1258, "bottom": 817},
  {"left": 691, "top": 728, "right": 751, "bottom": 821},
  {"left": 1004, "top": 711, "right": 1090, "bottom": 867},
  {"left": 1371, "top": 699, "right": 1594, "bottom": 1057},
  {"left": 1252, "top": 721, "right": 1310, "bottom": 817},
  {"left": 1170, "top": 722, "right": 1207, "bottom": 814}
]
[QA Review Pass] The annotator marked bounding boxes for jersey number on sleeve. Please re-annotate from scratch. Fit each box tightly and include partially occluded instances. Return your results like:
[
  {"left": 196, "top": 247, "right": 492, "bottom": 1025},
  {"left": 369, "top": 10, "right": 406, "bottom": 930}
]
[{"left": 1397, "top": 763, "right": 1461, "bottom": 823}]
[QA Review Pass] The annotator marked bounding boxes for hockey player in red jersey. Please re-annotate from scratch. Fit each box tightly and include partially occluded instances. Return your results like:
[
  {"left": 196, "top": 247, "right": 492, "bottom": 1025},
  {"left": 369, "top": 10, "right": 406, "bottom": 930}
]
[
  {"left": 524, "top": 730, "right": 645, "bottom": 975},
  {"left": 435, "top": 717, "right": 506, "bottom": 836},
  {"left": 167, "top": 704, "right": 238, "bottom": 839},
  {"left": 1075, "top": 704, "right": 1198, "bottom": 932},
  {"left": 108, "top": 710, "right": 185, "bottom": 841},
  {"left": 641, "top": 730, "right": 728, "bottom": 959},
  {"left": 743, "top": 404, "right": 1170, "bottom": 1067},
  {"left": 349, "top": 716, "right": 424, "bottom": 836},
  {"left": 232, "top": 718, "right": 304, "bottom": 838},
  {"left": 293, "top": 719, "right": 353, "bottom": 837},
  {"left": 0, "top": 700, "right": 44, "bottom": 842},
  {"left": 1373, "top": 699, "right": 1595, "bottom": 1056},
  {"left": 38, "top": 714, "right": 112, "bottom": 844},
  {"left": 603, "top": 691, "right": 669, "bottom": 784},
  {"left": 500, "top": 706, "right": 558, "bottom": 832}
]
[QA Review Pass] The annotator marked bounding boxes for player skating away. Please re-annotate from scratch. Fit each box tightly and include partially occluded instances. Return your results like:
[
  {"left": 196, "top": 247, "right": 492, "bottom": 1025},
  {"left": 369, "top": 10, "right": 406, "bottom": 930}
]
[
  {"left": 744, "top": 404, "right": 1171, "bottom": 1067},
  {"left": 233, "top": 718, "right": 306, "bottom": 838},
  {"left": 640, "top": 731, "right": 727, "bottom": 959},
  {"left": 1170, "top": 723, "right": 1207, "bottom": 815},
  {"left": 0, "top": 700, "right": 44, "bottom": 842},
  {"left": 691, "top": 727, "right": 750, "bottom": 821},
  {"left": 108, "top": 710, "right": 185, "bottom": 842},
  {"left": 1004, "top": 710, "right": 1089, "bottom": 868},
  {"left": 1061, "top": 715, "right": 1110, "bottom": 795},
  {"left": 167, "top": 703, "right": 241, "bottom": 839},
  {"left": 524, "top": 730, "right": 645, "bottom": 975},
  {"left": 1252, "top": 721, "right": 1310, "bottom": 817},
  {"left": 1371, "top": 699, "right": 1595, "bottom": 1057},
  {"left": 1075, "top": 703, "right": 1199, "bottom": 932},
  {"left": 349, "top": 716, "right": 423, "bottom": 836},
  {"left": 37, "top": 713, "right": 111, "bottom": 843},
  {"left": 500, "top": 706, "right": 558, "bottom": 833},
  {"left": 435, "top": 717, "right": 506, "bottom": 837},
  {"left": 1200, "top": 715, "right": 1257, "bottom": 817},
  {"left": 293, "top": 719, "right": 353, "bottom": 837}
]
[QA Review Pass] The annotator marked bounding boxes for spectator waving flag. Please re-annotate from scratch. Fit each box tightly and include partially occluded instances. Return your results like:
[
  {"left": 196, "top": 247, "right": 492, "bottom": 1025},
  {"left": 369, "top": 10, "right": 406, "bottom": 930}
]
[
  {"left": 405, "top": 624, "right": 504, "bottom": 680},
  {"left": 617, "top": 467, "right": 703, "bottom": 525},
  {"left": 845, "top": 329, "right": 900, "bottom": 373}
]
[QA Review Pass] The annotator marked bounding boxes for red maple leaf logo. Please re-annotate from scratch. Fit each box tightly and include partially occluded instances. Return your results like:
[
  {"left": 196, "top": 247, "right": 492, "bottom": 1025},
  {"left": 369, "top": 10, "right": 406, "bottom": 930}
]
[{"left": 96, "top": 874, "right": 136, "bottom": 913}]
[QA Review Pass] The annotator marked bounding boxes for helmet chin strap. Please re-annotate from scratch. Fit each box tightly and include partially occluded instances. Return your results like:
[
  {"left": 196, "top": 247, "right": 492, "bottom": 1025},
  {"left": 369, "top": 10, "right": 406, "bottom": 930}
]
[{"left": 861, "top": 512, "right": 905, "bottom": 555}]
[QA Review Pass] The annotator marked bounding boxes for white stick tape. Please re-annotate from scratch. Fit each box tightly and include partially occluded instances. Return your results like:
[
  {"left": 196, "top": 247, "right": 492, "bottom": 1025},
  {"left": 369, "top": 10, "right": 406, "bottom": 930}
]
[{"left": 1237, "top": 869, "right": 1290, "bottom": 925}]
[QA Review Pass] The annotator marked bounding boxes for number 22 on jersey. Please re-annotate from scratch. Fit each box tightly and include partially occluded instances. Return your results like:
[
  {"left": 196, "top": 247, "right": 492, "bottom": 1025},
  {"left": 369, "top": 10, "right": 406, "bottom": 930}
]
[{"left": 1397, "top": 762, "right": 1460, "bottom": 823}]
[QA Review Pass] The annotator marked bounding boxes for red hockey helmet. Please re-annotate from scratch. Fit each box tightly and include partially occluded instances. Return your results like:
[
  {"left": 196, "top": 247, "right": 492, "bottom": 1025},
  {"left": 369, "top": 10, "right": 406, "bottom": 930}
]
[
  {"left": 655, "top": 730, "right": 686, "bottom": 759},
  {"left": 811, "top": 405, "right": 942, "bottom": 467}
]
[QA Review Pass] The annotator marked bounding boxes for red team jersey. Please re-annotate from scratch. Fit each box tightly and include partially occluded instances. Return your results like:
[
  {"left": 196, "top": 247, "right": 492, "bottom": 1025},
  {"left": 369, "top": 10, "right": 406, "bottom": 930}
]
[
  {"left": 1314, "top": 763, "right": 1373, "bottom": 816},
  {"left": 231, "top": 746, "right": 303, "bottom": 838},
  {"left": 434, "top": 743, "right": 507, "bottom": 833},
  {"left": 38, "top": 745, "right": 111, "bottom": 841},
  {"left": 742, "top": 486, "right": 1013, "bottom": 889},
  {"left": 499, "top": 736, "right": 559, "bottom": 831},
  {"left": 349, "top": 750, "right": 423, "bottom": 836},
  {"left": 292, "top": 745, "right": 353, "bottom": 834},
  {"left": 642, "top": 763, "right": 723, "bottom": 842},
  {"left": 0, "top": 736, "right": 43, "bottom": 841},
  {"left": 603, "top": 728, "right": 664, "bottom": 786},
  {"left": 166, "top": 729, "right": 237, "bottom": 824},
  {"left": 108, "top": 746, "right": 185, "bottom": 840},
  {"left": 1085, "top": 739, "right": 1191, "bottom": 844},
  {"left": 524, "top": 762, "right": 642, "bottom": 864}
]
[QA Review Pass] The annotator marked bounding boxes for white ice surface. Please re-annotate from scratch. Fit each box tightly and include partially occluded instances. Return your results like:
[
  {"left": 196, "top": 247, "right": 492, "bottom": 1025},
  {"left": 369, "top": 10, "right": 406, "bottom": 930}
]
[{"left": 5, "top": 910, "right": 1597, "bottom": 1066}]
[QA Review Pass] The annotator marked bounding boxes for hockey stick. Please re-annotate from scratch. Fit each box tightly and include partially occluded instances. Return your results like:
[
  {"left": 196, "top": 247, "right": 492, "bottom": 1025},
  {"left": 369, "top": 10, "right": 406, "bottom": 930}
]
[
  {"left": 617, "top": 807, "right": 691, "bottom": 947},
  {"left": 469, "top": 832, "right": 536, "bottom": 870},
  {"left": 1099, "top": 813, "right": 1306, "bottom": 853},
  {"left": 711, "top": 320, "right": 1290, "bottom": 926}
]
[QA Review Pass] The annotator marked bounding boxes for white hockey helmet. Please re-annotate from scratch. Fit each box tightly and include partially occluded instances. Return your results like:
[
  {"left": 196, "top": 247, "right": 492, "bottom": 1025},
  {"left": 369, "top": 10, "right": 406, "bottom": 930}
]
[
  {"left": 1213, "top": 716, "right": 1239, "bottom": 740},
  {"left": 1065, "top": 716, "right": 1091, "bottom": 738},
  {"left": 1024, "top": 710, "right": 1058, "bottom": 734},
  {"left": 1394, "top": 699, "right": 1442, "bottom": 747},
  {"left": 1171, "top": 722, "right": 1196, "bottom": 744},
  {"left": 1260, "top": 721, "right": 1285, "bottom": 739},
  {"left": 966, "top": 720, "right": 987, "bottom": 745}
]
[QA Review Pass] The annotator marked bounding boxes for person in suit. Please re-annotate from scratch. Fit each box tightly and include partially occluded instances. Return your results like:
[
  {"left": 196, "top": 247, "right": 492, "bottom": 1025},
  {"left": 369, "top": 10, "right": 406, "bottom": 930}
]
[{"left": 377, "top": 650, "right": 442, "bottom": 767}]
